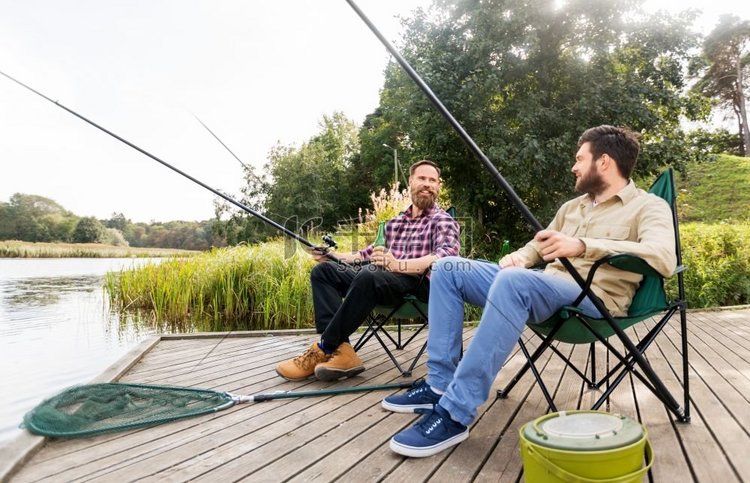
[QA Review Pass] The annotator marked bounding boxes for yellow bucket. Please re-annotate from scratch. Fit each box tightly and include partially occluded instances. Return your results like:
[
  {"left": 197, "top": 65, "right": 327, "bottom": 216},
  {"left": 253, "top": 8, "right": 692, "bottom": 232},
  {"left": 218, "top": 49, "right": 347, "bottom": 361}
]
[{"left": 519, "top": 411, "right": 653, "bottom": 483}]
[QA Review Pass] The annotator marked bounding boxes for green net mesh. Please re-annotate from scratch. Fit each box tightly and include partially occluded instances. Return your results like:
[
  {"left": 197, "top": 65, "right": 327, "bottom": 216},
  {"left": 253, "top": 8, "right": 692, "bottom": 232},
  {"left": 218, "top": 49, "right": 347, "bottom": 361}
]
[{"left": 22, "top": 383, "right": 235, "bottom": 438}]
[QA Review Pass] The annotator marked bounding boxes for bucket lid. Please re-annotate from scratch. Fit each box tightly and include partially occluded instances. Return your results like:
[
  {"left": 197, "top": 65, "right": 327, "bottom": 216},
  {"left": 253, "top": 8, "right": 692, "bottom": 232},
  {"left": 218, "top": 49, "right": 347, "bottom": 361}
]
[{"left": 522, "top": 411, "right": 644, "bottom": 451}]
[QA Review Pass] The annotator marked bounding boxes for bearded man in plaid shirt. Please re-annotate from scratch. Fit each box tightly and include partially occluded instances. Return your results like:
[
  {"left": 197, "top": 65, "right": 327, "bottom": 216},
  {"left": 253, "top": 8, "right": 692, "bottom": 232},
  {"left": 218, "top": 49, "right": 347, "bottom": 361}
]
[{"left": 276, "top": 160, "right": 460, "bottom": 382}]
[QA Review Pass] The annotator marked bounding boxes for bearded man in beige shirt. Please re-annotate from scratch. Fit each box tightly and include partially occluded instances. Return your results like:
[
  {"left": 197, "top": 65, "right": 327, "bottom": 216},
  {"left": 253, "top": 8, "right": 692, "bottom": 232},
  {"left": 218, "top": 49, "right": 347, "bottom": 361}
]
[{"left": 381, "top": 125, "right": 678, "bottom": 458}]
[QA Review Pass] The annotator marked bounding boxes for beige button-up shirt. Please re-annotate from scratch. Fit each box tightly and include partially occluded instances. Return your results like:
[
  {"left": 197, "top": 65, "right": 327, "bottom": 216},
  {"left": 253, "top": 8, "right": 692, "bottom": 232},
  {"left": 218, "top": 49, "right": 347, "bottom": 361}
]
[{"left": 514, "top": 180, "right": 677, "bottom": 316}]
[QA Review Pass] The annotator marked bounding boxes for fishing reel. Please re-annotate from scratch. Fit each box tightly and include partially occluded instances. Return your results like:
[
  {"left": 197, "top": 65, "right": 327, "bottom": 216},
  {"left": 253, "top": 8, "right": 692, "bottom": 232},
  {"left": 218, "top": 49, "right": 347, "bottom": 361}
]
[{"left": 322, "top": 234, "right": 338, "bottom": 249}]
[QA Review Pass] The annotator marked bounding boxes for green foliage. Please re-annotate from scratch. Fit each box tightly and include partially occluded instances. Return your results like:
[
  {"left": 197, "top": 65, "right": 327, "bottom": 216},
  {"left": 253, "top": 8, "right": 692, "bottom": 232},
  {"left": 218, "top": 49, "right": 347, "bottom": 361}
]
[
  {"left": 262, "top": 112, "right": 361, "bottom": 231},
  {"left": 361, "top": 0, "right": 706, "bottom": 254},
  {"left": 0, "top": 193, "right": 77, "bottom": 242},
  {"left": 0, "top": 195, "right": 220, "bottom": 249},
  {"left": 670, "top": 223, "right": 750, "bottom": 308},
  {"left": 690, "top": 14, "right": 750, "bottom": 155},
  {"left": 125, "top": 220, "right": 218, "bottom": 250},
  {"left": 73, "top": 217, "right": 107, "bottom": 243},
  {"left": 677, "top": 154, "right": 750, "bottom": 223},
  {"left": 685, "top": 128, "right": 743, "bottom": 157}
]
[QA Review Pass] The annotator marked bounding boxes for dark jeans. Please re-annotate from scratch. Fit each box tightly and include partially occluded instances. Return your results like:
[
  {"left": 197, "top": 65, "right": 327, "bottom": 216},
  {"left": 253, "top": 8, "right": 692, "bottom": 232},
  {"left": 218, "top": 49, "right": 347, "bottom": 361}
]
[{"left": 311, "top": 261, "right": 429, "bottom": 347}]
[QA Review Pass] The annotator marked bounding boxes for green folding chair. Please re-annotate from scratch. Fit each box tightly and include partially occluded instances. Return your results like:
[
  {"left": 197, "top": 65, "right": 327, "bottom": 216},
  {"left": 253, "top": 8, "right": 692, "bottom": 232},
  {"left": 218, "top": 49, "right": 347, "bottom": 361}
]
[
  {"left": 353, "top": 207, "right": 458, "bottom": 377},
  {"left": 496, "top": 169, "right": 690, "bottom": 422}
]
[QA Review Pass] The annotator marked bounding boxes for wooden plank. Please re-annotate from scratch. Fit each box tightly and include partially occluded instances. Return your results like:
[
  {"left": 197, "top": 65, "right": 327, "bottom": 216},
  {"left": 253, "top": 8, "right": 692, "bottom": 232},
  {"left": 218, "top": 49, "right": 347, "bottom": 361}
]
[
  {"left": 641, "top": 318, "right": 743, "bottom": 482},
  {"left": 21, "top": 335, "right": 396, "bottom": 472},
  {"left": 6, "top": 310, "right": 750, "bottom": 483},
  {"left": 628, "top": 322, "right": 693, "bottom": 483},
  {"left": 477, "top": 339, "right": 586, "bottom": 482},
  {"left": 0, "top": 336, "right": 159, "bottom": 483},
  {"left": 13, "top": 332, "right": 427, "bottom": 482}
]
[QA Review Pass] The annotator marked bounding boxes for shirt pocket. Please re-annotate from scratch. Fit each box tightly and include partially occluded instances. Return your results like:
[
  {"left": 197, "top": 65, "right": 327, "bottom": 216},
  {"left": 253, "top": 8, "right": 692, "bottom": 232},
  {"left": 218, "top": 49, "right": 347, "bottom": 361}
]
[{"left": 585, "top": 224, "right": 631, "bottom": 241}]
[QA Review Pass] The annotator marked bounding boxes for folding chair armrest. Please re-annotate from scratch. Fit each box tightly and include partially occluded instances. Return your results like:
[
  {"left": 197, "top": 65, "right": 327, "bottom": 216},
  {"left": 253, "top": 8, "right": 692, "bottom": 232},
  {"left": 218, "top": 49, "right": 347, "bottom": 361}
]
[
  {"left": 569, "top": 253, "right": 662, "bottom": 308},
  {"left": 603, "top": 253, "right": 664, "bottom": 279}
]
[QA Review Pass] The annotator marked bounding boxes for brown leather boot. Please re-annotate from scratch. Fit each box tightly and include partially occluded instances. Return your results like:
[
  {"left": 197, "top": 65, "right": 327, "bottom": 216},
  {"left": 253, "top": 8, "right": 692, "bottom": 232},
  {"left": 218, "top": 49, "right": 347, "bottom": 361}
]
[
  {"left": 276, "top": 342, "right": 330, "bottom": 381},
  {"left": 314, "top": 342, "right": 365, "bottom": 382}
]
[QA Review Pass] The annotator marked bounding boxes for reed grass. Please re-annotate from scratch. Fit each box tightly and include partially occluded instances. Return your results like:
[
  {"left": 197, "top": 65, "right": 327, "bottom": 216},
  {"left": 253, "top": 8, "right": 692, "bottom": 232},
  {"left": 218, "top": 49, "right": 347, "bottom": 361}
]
[
  {"left": 105, "top": 239, "right": 322, "bottom": 332},
  {"left": 0, "top": 240, "right": 196, "bottom": 258}
]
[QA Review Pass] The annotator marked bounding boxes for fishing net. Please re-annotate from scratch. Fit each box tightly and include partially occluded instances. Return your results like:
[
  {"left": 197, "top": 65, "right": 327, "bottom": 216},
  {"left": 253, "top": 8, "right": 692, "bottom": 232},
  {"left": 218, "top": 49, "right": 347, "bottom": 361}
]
[{"left": 22, "top": 383, "right": 236, "bottom": 438}]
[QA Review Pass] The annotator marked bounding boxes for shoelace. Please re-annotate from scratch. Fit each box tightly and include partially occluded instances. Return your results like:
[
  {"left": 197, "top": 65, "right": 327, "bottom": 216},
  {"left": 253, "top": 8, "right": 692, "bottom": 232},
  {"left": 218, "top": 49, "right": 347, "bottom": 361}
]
[
  {"left": 294, "top": 346, "right": 324, "bottom": 368},
  {"left": 415, "top": 410, "right": 444, "bottom": 435},
  {"left": 407, "top": 380, "right": 429, "bottom": 398}
]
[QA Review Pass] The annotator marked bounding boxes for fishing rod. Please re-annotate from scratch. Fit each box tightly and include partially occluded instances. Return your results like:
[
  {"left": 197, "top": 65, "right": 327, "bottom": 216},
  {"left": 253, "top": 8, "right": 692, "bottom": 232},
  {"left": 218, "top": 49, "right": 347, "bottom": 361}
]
[
  {"left": 192, "top": 113, "right": 250, "bottom": 170},
  {"left": 345, "top": 0, "right": 684, "bottom": 414},
  {"left": 0, "top": 69, "right": 344, "bottom": 263},
  {"left": 192, "top": 114, "right": 343, "bottom": 255}
]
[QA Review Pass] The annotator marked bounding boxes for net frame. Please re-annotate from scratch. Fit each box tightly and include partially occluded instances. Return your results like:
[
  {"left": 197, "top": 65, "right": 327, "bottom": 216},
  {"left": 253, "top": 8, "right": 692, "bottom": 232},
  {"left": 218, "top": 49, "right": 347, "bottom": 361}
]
[{"left": 22, "top": 383, "right": 236, "bottom": 438}]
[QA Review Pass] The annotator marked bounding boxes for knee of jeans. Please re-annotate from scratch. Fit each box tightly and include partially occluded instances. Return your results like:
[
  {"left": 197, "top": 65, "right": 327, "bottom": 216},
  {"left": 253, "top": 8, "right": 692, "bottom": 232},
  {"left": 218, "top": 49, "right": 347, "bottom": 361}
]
[
  {"left": 432, "top": 256, "right": 461, "bottom": 280},
  {"left": 491, "top": 266, "right": 528, "bottom": 291}
]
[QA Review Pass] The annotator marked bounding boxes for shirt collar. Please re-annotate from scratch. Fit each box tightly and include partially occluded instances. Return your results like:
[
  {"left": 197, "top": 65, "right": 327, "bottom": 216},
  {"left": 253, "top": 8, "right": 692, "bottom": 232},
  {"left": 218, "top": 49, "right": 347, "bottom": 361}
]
[
  {"left": 579, "top": 179, "right": 637, "bottom": 207},
  {"left": 401, "top": 203, "right": 436, "bottom": 219}
]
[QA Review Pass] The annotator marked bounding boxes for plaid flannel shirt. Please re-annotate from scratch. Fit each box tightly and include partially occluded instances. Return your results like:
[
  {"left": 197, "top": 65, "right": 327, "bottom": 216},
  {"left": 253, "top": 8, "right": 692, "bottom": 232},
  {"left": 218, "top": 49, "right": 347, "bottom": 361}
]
[{"left": 358, "top": 204, "right": 460, "bottom": 262}]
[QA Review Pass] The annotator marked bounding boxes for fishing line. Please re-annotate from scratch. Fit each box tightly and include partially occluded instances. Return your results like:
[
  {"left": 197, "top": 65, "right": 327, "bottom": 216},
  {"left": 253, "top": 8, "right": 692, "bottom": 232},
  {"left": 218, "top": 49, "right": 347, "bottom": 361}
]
[{"left": 0, "top": 69, "right": 345, "bottom": 263}]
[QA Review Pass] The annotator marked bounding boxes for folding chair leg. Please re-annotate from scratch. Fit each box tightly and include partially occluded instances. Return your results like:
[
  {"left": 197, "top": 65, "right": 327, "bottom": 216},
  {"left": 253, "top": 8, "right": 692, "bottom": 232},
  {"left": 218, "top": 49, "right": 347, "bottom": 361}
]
[
  {"left": 609, "top": 319, "right": 687, "bottom": 421},
  {"left": 497, "top": 337, "right": 554, "bottom": 403},
  {"left": 497, "top": 324, "right": 567, "bottom": 400},
  {"left": 372, "top": 328, "right": 408, "bottom": 376},
  {"left": 519, "top": 339, "right": 558, "bottom": 412},
  {"left": 679, "top": 302, "right": 691, "bottom": 422},
  {"left": 401, "top": 340, "right": 428, "bottom": 378},
  {"left": 589, "top": 342, "right": 597, "bottom": 388}
]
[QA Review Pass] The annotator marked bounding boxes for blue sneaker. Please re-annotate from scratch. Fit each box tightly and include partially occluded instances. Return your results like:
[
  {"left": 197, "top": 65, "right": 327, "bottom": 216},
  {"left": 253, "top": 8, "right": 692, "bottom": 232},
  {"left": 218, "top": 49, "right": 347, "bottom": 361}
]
[
  {"left": 389, "top": 404, "right": 469, "bottom": 457},
  {"left": 382, "top": 379, "right": 441, "bottom": 413}
]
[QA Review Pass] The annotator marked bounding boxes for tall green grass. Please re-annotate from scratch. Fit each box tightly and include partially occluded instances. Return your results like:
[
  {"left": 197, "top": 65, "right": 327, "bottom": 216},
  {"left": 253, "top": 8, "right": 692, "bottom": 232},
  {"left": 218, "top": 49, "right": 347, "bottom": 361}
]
[{"left": 105, "top": 240, "right": 320, "bottom": 331}]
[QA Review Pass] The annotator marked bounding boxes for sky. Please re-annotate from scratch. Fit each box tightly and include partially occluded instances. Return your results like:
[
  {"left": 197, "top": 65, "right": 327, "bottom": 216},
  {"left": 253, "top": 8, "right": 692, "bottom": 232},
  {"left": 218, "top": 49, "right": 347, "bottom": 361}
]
[{"left": 1, "top": 0, "right": 748, "bottom": 223}]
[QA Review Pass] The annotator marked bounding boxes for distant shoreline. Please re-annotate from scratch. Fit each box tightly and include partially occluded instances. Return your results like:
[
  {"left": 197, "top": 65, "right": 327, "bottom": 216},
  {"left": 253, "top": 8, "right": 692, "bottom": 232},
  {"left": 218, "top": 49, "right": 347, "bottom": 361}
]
[{"left": 0, "top": 240, "right": 198, "bottom": 258}]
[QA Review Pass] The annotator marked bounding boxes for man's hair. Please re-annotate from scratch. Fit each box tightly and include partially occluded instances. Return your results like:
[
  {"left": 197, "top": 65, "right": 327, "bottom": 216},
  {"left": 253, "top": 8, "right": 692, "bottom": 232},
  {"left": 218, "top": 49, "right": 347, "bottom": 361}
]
[
  {"left": 409, "top": 159, "right": 441, "bottom": 177},
  {"left": 578, "top": 125, "right": 641, "bottom": 178}
]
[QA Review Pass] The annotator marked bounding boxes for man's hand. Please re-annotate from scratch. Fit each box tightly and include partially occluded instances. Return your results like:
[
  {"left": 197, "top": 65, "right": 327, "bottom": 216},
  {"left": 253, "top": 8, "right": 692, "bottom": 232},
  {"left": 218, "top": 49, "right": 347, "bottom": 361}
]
[
  {"left": 534, "top": 229, "right": 586, "bottom": 262},
  {"left": 499, "top": 252, "right": 527, "bottom": 268},
  {"left": 370, "top": 246, "right": 396, "bottom": 271},
  {"left": 304, "top": 245, "right": 330, "bottom": 263}
]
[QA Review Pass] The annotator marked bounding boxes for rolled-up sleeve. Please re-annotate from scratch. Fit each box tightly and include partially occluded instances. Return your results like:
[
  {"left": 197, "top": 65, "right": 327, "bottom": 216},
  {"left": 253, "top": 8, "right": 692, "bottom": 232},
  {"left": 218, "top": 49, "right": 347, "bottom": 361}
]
[{"left": 432, "top": 215, "right": 461, "bottom": 258}]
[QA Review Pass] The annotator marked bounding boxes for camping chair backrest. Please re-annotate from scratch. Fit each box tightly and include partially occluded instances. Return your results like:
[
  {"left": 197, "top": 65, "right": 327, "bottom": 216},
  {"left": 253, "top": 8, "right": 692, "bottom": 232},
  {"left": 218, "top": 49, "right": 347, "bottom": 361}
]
[{"left": 625, "top": 168, "right": 678, "bottom": 317}]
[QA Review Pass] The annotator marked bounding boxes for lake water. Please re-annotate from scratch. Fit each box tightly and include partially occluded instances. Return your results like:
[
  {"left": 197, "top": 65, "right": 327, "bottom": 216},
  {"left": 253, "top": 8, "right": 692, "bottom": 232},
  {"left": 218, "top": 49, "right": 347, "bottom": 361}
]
[{"left": 0, "top": 258, "right": 161, "bottom": 448}]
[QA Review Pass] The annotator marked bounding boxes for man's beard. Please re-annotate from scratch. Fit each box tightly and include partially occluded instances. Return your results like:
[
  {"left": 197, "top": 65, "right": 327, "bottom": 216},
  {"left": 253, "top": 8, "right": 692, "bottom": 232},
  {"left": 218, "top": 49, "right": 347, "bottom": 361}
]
[
  {"left": 411, "top": 186, "right": 437, "bottom": 210},
  {"left": 575, "top": 164, "right": 607, "bottom": 196}
]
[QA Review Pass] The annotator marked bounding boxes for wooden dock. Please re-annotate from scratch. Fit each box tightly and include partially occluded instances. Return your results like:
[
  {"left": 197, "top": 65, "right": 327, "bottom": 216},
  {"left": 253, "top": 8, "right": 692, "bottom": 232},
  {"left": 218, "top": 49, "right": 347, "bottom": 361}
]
[{"left": 2, "top": 308, "right": 749, "bottom": 482}]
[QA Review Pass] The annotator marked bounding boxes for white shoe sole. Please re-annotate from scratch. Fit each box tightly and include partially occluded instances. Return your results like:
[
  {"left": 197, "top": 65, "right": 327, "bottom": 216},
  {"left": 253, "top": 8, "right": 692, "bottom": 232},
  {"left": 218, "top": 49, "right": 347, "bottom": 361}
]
[
  {"left": 389, "top": 429, "right": 469, "bottom": 457},
  {"left": 381, "top": 400, "right": 435, "bottom": 413}
]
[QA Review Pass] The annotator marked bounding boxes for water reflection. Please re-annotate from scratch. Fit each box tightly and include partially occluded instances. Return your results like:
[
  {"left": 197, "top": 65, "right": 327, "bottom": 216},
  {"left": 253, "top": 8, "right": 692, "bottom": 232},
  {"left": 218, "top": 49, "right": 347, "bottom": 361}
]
[
  {"left": 3, "top": 275, "right": 101, "bottom": 306},
  {"left": 0, "top": 258, "right": 159, "bottom": 448}
]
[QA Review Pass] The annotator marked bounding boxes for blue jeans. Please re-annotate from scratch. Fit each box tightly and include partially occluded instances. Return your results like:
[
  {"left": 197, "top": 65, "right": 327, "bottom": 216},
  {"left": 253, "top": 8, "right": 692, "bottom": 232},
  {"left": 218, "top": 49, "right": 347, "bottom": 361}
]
[{"left": 426, "top": 256, "right": 601, "bottom": 426}]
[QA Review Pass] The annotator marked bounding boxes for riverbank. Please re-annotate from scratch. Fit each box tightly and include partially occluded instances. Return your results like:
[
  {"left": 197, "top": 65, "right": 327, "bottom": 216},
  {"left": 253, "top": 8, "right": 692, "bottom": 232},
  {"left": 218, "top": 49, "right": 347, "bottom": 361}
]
[{"left": 0, "top": 240, "right": 198, "bottom": 258}]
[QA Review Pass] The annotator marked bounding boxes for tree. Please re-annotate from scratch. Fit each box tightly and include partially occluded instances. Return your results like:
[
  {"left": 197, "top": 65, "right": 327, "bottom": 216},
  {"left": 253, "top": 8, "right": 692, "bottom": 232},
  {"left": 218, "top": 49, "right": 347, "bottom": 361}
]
[
  {"left": 0, "top": 193, "right": 77, "bottom": 242},
  {"left": 366, "top": 0, "right": 705, "bottom": 253},
  {"left": 262, "top": 112, "right": 360, "bottom": 232},
  {"left": 72, "top": 217, "right": 106, "bottom": 243},
  {"left": 691, "top": 15, "right": 750, "bottom": 156}
]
